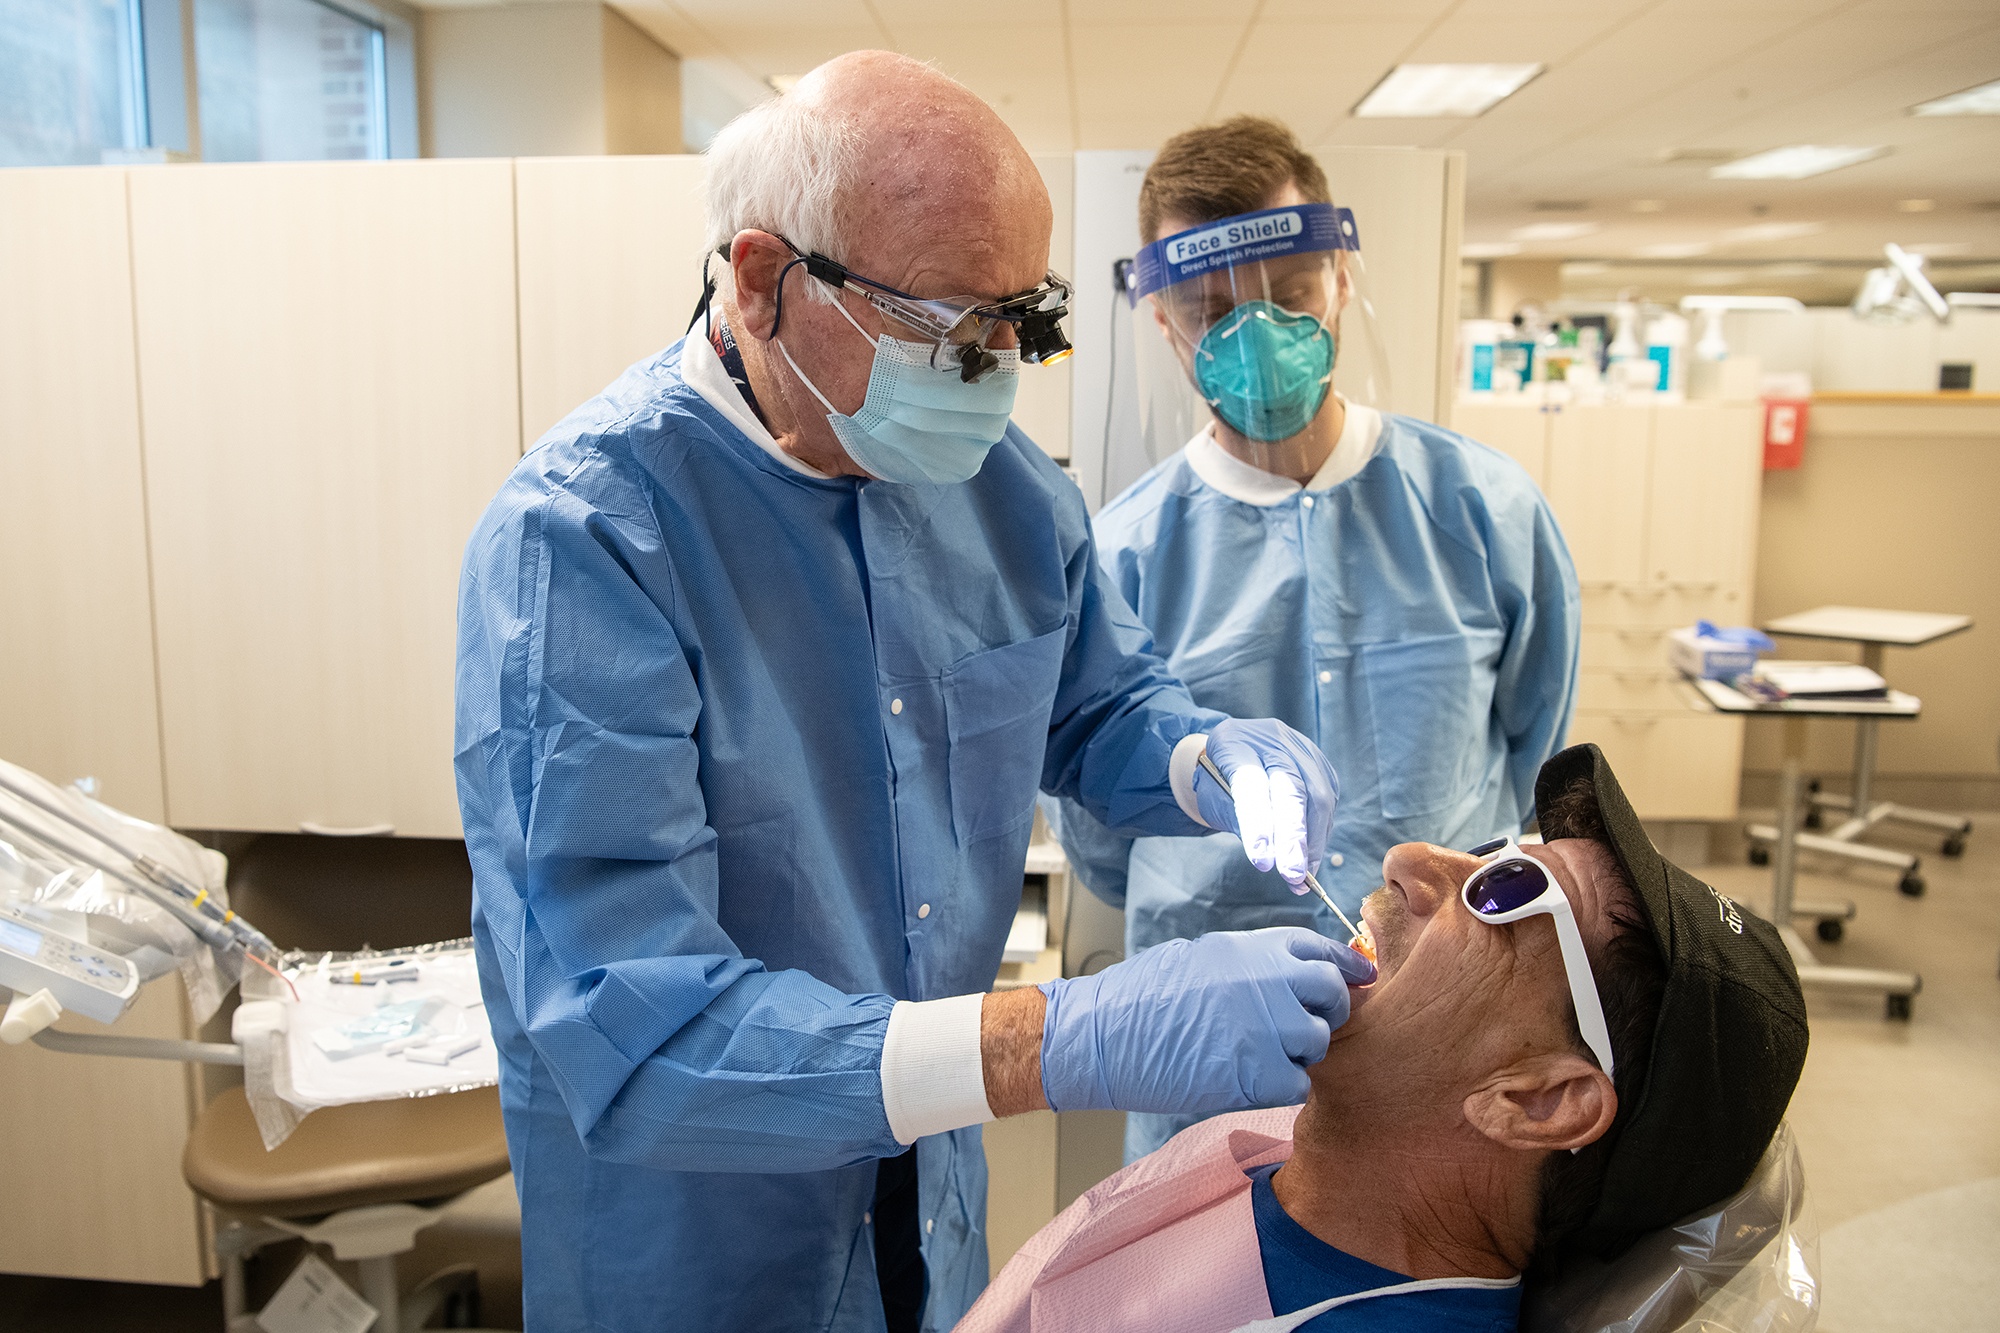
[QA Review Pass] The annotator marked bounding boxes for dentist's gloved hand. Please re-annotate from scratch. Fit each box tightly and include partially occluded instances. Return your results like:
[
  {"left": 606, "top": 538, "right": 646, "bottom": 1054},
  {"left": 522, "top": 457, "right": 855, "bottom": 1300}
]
[
  {"left": 1037, "top": 928, "right": 1376, "bottom": 1115},
  {"left": 1192, "top": 719, "right": 1339, "bottom": 888}
]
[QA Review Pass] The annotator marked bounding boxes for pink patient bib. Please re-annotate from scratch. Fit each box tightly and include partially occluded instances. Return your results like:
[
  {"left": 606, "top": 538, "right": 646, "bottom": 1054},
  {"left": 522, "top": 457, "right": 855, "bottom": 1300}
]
[{"left": 955, "top": 1107, "right": 1300, "bottom": 1333}]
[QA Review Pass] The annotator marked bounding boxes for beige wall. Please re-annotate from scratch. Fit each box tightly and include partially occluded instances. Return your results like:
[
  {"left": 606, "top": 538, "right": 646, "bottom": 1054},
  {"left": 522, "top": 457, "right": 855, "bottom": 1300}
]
[
  {"left": 603, "top": 8, "right": 682, "bottom": 155},
  {"left": 420, "top": 3, "right": 681, "bottom": 159},
  {"left": 421, "top": 5, "right": 605, "bottom": 159},
  {"left": 1745, "top": 399, "right": 2000, "bottom": 802},
  {"left": 1486, "top": 258, "right": 1562, "bottom": 322}
]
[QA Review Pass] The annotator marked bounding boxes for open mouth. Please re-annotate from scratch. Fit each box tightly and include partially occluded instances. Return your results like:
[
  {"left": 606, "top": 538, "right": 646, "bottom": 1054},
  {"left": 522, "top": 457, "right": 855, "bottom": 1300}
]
[{"left": 1349, "top": 920, "right": 1378, "bottom": 979}]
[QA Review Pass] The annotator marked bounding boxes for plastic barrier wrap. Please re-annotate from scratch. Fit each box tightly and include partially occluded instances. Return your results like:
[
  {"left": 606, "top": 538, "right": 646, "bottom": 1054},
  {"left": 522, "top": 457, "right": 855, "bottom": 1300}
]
[
  {"left": 1523, "top": 1122, "right": 1818, "bottom": 1333},
  {"left": 238, "top": 939, "right": 497, "bottom": 1149},
  {"left": 0, "top": 760, "right": 237, "bottom": 1020}
]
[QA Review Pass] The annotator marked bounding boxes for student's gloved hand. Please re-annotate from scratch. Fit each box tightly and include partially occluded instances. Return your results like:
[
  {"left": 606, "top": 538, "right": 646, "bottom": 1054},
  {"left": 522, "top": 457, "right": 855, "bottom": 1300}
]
[
  {"left": 1037, "top": 928, "right": 1376, "bottom": 1115},
  {"left": 1192, "top": 719, "right": 1339, "bottom": 888}
]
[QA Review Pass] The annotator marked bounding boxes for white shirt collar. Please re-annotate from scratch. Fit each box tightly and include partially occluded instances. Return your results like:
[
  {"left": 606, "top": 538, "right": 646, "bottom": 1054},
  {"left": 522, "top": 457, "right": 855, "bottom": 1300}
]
[
  {"left": 1182, "top": 397, "right": 1382, "bottom": 507},
  {"left": 682, "top": 322, "right": 830, "bottom": 479}
]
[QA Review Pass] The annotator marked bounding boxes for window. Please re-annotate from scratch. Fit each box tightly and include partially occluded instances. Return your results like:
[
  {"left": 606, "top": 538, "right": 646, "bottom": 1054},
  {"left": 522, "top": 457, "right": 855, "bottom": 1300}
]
[
  {"left": 0, "top": 0, "right": 145, "bottom": 166},
  {"left": 194, "top": 0, "right": 387, "bottom": 162},
  {"left": 0, "top": 0, "right": 410, "bottom": 167}
]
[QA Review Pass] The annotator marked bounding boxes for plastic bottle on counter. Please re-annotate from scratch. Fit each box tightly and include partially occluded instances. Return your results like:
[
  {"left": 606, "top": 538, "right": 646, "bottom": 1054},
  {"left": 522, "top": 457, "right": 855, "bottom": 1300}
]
[{"left": 1645, "top": 311, "right": 1689, "bottom": 399}]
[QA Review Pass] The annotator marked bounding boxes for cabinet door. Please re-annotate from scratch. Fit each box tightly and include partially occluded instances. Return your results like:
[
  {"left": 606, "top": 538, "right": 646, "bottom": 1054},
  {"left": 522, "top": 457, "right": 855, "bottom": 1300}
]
[
  {"left": 1544, "top": 405, "right": 1650, "bottom": 590},
  {"left": 1450, "top": 401, "right": 1548, "bottom": 486},
  {"left": 515, "top": 155, "right": 709, "bottom": 447},
  {"left": 131, "top": 161, "right": 521, "bottom": 837},
  {"left": 984, "top": 1110, "right": 1058, "bottom": 1278},
  {"left": 0, "top": 169, "right": 168, "bottom": 821},
  {"left": 1566, "top": 712, "right": 1745, "bottom": 821},
  {"left": 0, "top": 980, "right": 208, "bottom": 1283},
  {"left": 1645, "top": 404, "right": 1762, "bottom": 599}
]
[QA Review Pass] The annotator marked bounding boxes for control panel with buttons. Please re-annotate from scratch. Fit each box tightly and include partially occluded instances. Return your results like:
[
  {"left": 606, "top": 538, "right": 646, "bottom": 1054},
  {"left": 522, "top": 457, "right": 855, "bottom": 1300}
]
[{"left": 0, "top": 901, "right": 140, "bottom": 1024}]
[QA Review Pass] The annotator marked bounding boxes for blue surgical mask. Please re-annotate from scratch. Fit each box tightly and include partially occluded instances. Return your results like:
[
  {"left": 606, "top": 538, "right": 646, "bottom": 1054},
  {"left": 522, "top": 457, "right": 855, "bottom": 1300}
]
[
  {"left": 1194, "top": 300, "right": 1334, "bottom": 443},
  {"left": 779, "top": 298, "right": 1019, "bottom": 485}
]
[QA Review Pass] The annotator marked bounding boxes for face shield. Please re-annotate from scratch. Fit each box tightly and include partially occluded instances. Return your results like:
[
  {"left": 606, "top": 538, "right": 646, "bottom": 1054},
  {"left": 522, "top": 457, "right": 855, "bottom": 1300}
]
[{"left": 1125, "top": 201, "right": 1391, "bottom": 467}]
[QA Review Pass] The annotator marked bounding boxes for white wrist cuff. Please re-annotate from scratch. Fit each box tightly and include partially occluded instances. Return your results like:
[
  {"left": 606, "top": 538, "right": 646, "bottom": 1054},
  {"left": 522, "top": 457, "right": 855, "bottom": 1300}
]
[
  {"left": 1170, "top": 733, "right": 1212, "bottom": 826},
  {"left": 880, "top": 994, "right": 993, "bottom": 1145}
]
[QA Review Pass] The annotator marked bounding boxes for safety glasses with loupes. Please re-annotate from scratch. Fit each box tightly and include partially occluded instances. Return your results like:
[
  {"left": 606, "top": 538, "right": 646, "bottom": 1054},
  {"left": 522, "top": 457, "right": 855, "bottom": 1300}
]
[
  {"left": 1461, "top": 835, "right": 1616, "bottom": 1081},
  {"left": 769, "top": 237, "right": 1073, "bottom": 382}
]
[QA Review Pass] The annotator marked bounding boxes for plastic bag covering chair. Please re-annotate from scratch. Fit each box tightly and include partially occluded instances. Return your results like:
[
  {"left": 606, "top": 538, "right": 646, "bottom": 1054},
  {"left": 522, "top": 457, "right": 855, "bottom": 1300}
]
[
  {"left": 1521, "top": 1123, "right": 1818, "bottom": 1333},
  {"left": 182, "top": 1084, "right": 510, "bottom": 1333}
]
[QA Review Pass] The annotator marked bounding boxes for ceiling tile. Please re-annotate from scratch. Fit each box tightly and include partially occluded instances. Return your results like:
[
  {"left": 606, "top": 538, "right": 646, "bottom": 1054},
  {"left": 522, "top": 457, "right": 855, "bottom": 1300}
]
[
  {"left": 1206, "top": 19, "right": 1429, "bottom": 132},
  {"left": 674, "top": 0, "right": 881, "bottom": 30},
  {"left": 1252, "top": 0, "right": 1454, "bottom": 15},
  {"left": 1066, "top": 0, "right": 1251, "bottom": 20},
  {"left": 899, "top": 23, "right": 1070, "bottom": 76},
  {"left": 866, "top": 0, "right": 1063, "bottom": 27},
  {"left": 620, "top": 0, "right": 1999, "bottom": 257},
  {"left": 1068, "top": 21, "right": 1244, "bottom": 123},
  {"left": 692, "top": 26, "right": 892, "bottom": 77}
]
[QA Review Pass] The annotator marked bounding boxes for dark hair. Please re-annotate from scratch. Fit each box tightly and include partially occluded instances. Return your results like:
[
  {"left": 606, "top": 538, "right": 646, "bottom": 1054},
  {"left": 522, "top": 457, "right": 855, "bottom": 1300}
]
[
  {"left": 1138, "top": 116, "right": 1331, "bottom": 244},
  {"left": 1528, "top": 775, "right": 1669, "bottom": 1271}
]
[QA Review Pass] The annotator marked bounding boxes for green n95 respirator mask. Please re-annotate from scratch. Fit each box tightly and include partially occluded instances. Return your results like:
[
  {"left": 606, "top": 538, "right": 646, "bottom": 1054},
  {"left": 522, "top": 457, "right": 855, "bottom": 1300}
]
[{"left": 1193, "top": 300, "right": 1336, "bottom": 443}]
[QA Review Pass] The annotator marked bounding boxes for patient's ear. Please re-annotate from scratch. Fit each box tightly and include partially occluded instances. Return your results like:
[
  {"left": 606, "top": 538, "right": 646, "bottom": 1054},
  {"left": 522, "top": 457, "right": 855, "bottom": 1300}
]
[{"left": 1462, "top": 1054, "right": 1616, "bottom": 1154}]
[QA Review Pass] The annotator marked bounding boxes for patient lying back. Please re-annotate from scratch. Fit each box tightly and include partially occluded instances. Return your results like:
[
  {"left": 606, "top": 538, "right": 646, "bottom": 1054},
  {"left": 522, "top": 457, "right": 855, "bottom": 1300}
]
[{"left": 961, "top": 825, "right": 1652, "bottom": 1332}]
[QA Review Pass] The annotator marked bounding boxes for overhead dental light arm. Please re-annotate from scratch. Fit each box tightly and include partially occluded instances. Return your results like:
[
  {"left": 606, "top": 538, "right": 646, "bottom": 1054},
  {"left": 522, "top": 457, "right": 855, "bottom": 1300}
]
[
  {"left": 1853, "top": 244, "right": 1958, "bottom": 324},
  {"left": 1884, "top": 243, "right": 1950, "bottom": 322}
]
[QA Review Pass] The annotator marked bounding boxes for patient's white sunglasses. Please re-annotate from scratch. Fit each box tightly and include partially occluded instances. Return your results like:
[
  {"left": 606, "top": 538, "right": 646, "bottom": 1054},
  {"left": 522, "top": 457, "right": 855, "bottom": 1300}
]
[{"left": 1461, "top": 836, "right": 1616, "bottom": 1080}]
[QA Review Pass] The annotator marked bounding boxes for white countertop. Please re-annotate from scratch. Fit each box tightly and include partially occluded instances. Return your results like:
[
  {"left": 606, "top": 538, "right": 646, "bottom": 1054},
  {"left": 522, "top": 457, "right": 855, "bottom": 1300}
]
[{"left": 1763, "top": 605, "right": 1973, "bottom": 647}]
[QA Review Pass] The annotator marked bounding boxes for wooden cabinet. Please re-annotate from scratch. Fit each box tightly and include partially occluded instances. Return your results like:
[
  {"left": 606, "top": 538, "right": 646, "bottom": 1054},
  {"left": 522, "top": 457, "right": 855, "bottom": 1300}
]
[
  {"left": 128, "top": 161, "right": 522, "bottom": 838},
  {"left": 1456, "top": 399, "right": 1763, "bottom": 820},
  {"left": 515, "top": 155, "right": 710, "bottom": 447},
  {"left": 0, "top": 170, "right": 169, "bottom": 823},
  {"left": 0, "top": 979, "right": 210, "bottom": 1284},
  {"left": 1545, "top": 405, "right": 1651, "bottom": 591}
]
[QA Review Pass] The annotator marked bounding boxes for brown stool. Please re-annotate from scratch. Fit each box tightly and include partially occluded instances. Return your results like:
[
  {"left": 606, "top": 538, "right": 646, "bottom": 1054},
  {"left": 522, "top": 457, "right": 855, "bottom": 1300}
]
[{"left": 183, "top": 1085, "right": 511, "bottom": 1332}]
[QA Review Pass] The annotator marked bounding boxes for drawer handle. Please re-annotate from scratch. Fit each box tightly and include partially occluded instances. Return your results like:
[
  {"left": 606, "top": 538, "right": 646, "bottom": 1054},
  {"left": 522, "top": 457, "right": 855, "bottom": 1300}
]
[
  {"left": 1671, "top": 580, "right": 1720, "bottom": 592},
  {"left": 1610, "top": 716, "right": 1660, "bottom": 730},
  {"left": 1613, "top": 671, "right": 1661, "bottom": 685},
  {"left": 1614, "top": 628, "right": 1665, "bottom": 643},
  {"left": 1579, "top": 579, "right": 1618, "bottom": 592},
  {"left": 1622, "top": 586, "right": 1666, "bottom": 601},
  {"left": 298, "top": 821, "right": 396, "bottom": 837}
]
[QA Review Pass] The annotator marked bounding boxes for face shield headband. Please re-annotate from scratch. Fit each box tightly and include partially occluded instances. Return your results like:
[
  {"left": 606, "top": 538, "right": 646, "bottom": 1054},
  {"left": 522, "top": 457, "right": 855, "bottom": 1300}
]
[
  {"left": 1130, "top": 202, "right": 1362, "bottom": 443},
  {"left": 1129, "top": 201, "right": 1360, "bottom": 306}
]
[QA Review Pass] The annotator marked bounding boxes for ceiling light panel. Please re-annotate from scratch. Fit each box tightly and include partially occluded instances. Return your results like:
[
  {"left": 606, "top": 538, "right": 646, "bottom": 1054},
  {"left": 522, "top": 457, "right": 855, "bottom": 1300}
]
[
  {"left": 1510, "top": 221, "right": 1598, "bottom": 241},
  {"left": 1354, "top": 63, "right": 1542, "bottom": 118},
  {"left": 1722, "top": 222, "right": 1828, "bottom": 244},
  {"left": 1911, "top": 78, "right": 2000, "bottom": 116},
  {"left": 1709, "top": 145, "right": 1888, "bottom": 181}
]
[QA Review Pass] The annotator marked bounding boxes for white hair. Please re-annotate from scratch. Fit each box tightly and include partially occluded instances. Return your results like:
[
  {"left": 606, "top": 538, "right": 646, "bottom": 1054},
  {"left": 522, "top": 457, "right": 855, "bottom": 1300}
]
[{"left": 704, "top": 91, "right": 862, "bottom": 308}]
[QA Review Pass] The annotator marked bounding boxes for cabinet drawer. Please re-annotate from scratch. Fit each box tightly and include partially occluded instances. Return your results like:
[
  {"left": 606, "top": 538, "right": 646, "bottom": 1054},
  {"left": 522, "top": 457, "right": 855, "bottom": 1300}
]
[
  {"left": 1577, "top": 669, "right": 1685, "bottom": 714},
  {"left": 1579, "top": 582, "right": 1748, "bottom": 628},
  {"left": 1580, "top": 626, "right": 1673, "bottom": 673},
  {"left": 1656, "top": 582, "right": 1750, "bottom": 626},
  {"left": 1563, "top": 712, "right": 1744, "bottom": 821}
]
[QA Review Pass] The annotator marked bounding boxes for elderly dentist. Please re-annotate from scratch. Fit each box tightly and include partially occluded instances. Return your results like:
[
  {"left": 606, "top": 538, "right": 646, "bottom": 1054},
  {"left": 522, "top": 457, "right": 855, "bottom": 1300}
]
[{"left": 454, "top": 52, "right": 1372, "bottom": 1333}]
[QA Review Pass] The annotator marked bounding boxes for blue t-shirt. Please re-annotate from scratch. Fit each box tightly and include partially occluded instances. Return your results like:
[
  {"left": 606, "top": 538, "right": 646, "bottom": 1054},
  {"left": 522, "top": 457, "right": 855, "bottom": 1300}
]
[{"left": 1248, "top": 1165, "right": 1520, "bottom": 1332}]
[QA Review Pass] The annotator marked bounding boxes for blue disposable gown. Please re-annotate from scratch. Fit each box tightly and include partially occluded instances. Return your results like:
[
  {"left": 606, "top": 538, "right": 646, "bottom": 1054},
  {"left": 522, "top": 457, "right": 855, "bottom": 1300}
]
[
  {"left": 1050, "top": 413, "right": 1578, "bottom": 1157},
  {"left": 453, "top": 336, "right": 1221, "bottom": 1332}
]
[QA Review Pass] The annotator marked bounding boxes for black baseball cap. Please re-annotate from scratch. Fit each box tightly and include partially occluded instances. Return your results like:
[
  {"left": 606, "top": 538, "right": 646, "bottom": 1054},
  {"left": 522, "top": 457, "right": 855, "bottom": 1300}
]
[{"left": 1535, "top": 743, "right": 1810, "bottom": 1260}]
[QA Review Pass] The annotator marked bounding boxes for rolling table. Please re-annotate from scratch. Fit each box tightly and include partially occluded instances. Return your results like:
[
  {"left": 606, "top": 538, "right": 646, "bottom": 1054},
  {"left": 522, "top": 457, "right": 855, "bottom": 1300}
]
[
  {"left": 1687, "top": 675, "right": 1923, "bottom": 1020},
  {"left": 1747, "top": 606, "right": 1975, "bottom": 895}
]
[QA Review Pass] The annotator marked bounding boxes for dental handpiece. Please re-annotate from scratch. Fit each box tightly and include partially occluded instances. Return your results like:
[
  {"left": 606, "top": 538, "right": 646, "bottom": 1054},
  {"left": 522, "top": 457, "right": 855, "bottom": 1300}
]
[{"left": 1194, "top": 750, "right": 1360, "bottom": 938}]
